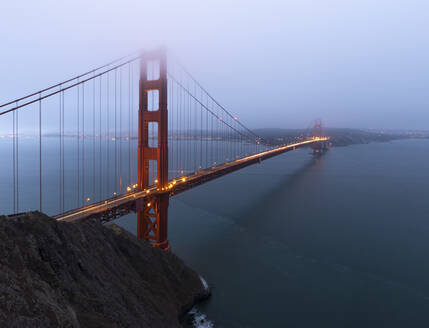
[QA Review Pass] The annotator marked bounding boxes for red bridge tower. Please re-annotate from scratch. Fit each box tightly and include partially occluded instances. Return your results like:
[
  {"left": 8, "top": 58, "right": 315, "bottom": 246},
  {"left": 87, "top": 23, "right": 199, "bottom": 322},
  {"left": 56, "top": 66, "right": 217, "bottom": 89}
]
[
  {"left": 137, "top": 50, "right": 170, "bottom": 250},
  {"left": 313, "top": 119, "right": 323, "bottom": 154}
]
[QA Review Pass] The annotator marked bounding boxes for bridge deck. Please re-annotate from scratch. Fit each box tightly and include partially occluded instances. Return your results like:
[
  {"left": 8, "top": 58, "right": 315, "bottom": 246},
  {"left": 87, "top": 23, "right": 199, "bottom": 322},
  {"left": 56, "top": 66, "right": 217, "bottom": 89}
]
[{"left": 55, "top": 138, "right": 328, "bottom": 223}]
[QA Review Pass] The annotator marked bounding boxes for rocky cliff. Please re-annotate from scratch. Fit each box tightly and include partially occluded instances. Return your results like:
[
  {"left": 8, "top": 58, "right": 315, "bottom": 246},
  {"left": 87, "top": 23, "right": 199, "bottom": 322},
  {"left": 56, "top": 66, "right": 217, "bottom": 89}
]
[{"left": 0, "top": 212, "right": 209, "bottom": 328}]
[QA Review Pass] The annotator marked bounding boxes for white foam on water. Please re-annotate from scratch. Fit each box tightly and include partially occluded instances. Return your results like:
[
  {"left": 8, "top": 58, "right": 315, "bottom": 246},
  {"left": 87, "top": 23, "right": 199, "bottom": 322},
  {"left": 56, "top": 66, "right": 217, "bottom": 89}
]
[
  {"left": 189, "top": 307, "right": 214, "bottom": 328},
  {"left": 200, "top": 275, "right": 209, "bottom": 292}
]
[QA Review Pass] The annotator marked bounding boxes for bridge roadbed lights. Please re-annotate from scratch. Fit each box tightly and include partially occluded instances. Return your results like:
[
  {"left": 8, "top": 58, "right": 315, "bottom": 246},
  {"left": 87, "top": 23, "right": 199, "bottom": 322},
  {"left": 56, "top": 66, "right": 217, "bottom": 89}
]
[{"left": 55, "top": 137, "right": 329, "bottom": 223}]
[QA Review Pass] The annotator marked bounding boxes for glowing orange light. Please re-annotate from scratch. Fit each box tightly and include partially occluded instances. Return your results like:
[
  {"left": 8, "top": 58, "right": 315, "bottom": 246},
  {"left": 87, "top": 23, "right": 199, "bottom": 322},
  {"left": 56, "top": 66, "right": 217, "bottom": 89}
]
[
  {"left": 126, "top": 186, "right": 131, "bottom": 192},
  {"left": 147, "top": 203, "right": 151, "bottom": 207},
  {"left": 182, "top": 178, "right": 186, "bottom": 182}
]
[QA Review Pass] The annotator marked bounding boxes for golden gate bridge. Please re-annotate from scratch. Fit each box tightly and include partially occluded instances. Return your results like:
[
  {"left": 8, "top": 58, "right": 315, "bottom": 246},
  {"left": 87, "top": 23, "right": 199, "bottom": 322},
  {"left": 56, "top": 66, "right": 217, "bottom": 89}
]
[{"left": 0, "top": 49, "right": 329, "bottom": 250}]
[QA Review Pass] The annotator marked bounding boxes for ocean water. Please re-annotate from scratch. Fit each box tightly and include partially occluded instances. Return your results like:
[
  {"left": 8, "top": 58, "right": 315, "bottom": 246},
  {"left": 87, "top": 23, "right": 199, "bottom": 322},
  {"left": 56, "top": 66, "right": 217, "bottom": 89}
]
[
  {"left": 117, "top": 139, "right": 429, "bottom": 327},
  {"left": 2, "top": 138, "right": 429, "bottom": 327}
]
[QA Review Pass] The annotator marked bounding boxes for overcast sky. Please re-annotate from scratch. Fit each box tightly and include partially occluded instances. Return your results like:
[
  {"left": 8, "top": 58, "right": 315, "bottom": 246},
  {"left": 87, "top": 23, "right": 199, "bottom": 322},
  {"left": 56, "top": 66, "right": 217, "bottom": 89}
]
[{"left": 1, "top": 0, "right": 429, "bottom": 130}]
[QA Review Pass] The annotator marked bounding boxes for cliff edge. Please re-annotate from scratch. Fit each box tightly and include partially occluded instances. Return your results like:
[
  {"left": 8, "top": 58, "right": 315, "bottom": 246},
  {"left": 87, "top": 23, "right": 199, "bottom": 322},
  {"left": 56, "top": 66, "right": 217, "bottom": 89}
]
[{"left": 0, "top": 212, "right": 209, "bottom": 328}]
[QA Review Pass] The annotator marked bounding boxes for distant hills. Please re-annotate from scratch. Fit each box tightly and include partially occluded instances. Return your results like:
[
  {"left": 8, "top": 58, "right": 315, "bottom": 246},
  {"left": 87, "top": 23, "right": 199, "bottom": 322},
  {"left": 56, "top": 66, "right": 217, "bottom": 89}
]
[
  {"left": 254, "top": 127, "right": 429, "bottom": 147},
  {"left": 3, "top": 128, "right": 428, "bottom": 147}
]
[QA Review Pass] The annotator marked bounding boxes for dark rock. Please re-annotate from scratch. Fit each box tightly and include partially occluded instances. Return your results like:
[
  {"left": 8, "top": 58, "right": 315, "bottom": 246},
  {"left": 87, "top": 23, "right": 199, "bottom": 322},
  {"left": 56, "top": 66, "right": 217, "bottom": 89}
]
[{"left": 0, "top": 212, "right": 209, "bottom": 328}]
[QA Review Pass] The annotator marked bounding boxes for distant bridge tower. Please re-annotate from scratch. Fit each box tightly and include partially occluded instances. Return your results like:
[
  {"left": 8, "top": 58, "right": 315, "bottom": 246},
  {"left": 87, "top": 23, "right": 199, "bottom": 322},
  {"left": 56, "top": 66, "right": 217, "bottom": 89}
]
[
  {"left": 137, "top": 50, "right": 170, "bottom": 250},
  {"left": 313, "top": 119, "right": 323, "bottom": 155}
]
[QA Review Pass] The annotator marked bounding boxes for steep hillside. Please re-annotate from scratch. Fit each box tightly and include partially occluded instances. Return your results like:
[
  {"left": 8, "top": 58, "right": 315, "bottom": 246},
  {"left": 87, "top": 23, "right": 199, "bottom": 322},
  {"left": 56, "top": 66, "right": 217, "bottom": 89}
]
[{"left": 0, "top": 212, "right": 209, "bottom": 328}]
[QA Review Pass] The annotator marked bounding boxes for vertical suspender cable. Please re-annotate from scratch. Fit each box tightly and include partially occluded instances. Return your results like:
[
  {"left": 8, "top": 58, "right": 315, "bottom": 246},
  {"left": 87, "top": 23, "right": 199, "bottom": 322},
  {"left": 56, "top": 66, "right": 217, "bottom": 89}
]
[
  {"left": 131, "top": 65, "right": 134, "bottom": 184},
  {"left": 178, "top": 73, "right": 181, "bottom": 174},
  {"left": 216, "top": 106, "right": 222, "bottom": 164},
  {"left": 168, "top": 76, "right": 172, "bottom": 179},
  {"left": 128, "top": 63, "right": 131, "bottom": 186},
  {"left": 179, "top": 73, "right": 182, "bottom": 174},
  {"left": 59, "top": 87, "right": 62, "bottom": 213},
  {"left": 183, "top": 72, "right": 185, "bottom": 173},
  {"left": 200, "top": 85, "right": 202, "bottom": 168},
  {"left": 228, "top": 117, "right": 231, "bottom": 160},
  {"left": 77, "top": 79, "right": 80, "bottom": 207},
  {"left": 39, "top": 94, "right": 42, "bottom": 212},
  {"left": 16, "top": 106, "right": 19, "bottom": 212},
  {"left": 114, "top": 69, "right": 117, "bottom": 193},
  {"left": 186, "top": 77, "right": 190, "bottom": 170},
  {"left": 206, "top": 92, "right": 208, "bottom": 167},
  {"left": 193, "top": 81, "right": 196, "bottom": 172},
  {"left": 228, "top": 117, "right": 232, "bottom": 160},
  {"left": 151, "top": 66, "right": 155, "bottom": 184},
  {"left": 93, "top": 75, "right": 96, "bottom": 199},
  {"left": 119, "top": 67, "right": 122, "bottom": 192},
  {"left": 82, "top": 83, "right": 85, "bottom": 204},
  {"left": 13, "top": 105, "right": 16, "bottom": 213},
  {"left": 182, "top": 72, "right": 185, "bottom": 173},
  {"left": 99, "top": 75, "right": 102, "bottom": 200},
  {"left": 175, "top": 76, "right": 178, "bottom": 176},
  {"left": 183, "top": 75, "right": 186, "bottom": 173},
  {"left": 107, "top": 73, "right": 110, "bottom": 196},
  {"left": 62, "top": 90, "right": 65, "bottom": 212},
  {"left": 169, "top": 76, "right": 172, "bottom": 178}
]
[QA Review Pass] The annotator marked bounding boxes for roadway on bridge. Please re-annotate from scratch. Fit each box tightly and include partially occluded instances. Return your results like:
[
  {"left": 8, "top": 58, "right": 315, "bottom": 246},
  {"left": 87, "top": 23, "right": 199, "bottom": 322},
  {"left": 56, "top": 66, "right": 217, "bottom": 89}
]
[{"left": 55, "top": 137, "right": 329, "bottom": 223}]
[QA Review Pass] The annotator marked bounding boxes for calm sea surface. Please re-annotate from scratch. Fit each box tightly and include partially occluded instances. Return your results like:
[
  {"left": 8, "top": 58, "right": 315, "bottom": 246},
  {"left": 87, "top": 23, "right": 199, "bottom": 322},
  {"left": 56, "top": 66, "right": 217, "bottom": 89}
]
[{"left": 2, "top": 138, "right": 429, "bottom": 327}]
